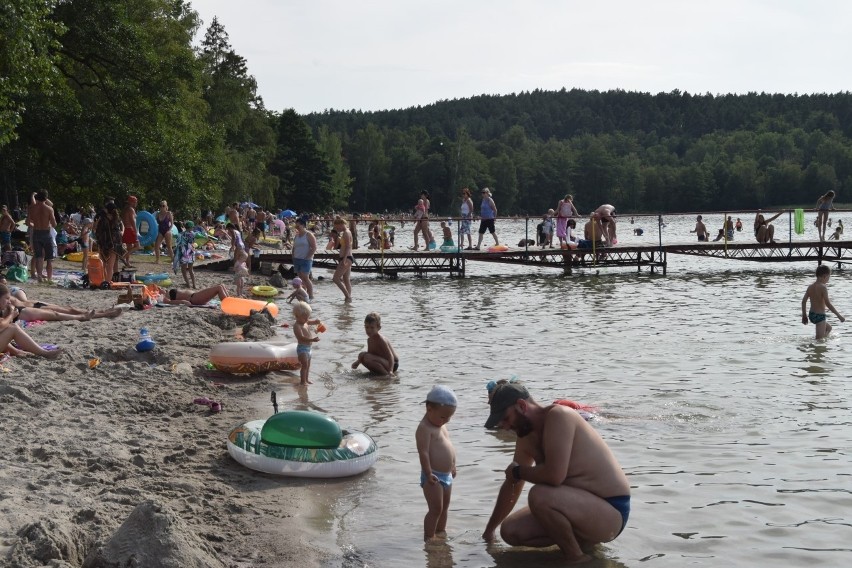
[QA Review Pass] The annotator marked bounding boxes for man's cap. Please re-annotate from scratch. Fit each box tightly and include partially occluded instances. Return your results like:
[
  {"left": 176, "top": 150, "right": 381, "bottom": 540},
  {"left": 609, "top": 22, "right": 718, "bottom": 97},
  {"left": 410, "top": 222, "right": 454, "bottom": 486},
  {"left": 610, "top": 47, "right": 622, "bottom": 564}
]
[
  {"left": 485, "top": 383, "right": 530, "bottom": 428},
  {"left": 424, "top": 385, "right": 457, "bottom": 407}
]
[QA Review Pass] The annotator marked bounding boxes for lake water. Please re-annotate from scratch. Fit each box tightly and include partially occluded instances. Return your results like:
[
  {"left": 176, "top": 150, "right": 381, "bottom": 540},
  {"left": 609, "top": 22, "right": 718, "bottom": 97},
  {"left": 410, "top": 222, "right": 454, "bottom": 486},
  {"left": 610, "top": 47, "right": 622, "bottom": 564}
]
[{"left": 251, "top": 212, "right": 852, "bottom": 567}]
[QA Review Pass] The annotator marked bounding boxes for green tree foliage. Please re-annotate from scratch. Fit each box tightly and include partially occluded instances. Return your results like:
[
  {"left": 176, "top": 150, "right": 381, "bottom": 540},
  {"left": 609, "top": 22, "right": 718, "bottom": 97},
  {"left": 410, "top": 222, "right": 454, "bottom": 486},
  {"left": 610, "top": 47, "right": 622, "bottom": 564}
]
[
  {"left": 198, "top": 17, "right": 277, "bottom": 208},
  {"left": 0, "top": 0, "right": 219, "bottom": 212},
  {"left": 0, "top": 0, "right": 65, "bottom": 147},
  {"left": 305, "top": 89, "right": 852, "bottom": 214},
  {"left": 315, "top": 125, "right": 353, "bottom": 210},
  {"left": 268, "top": 109, "right": 333, "bottom": 212}
]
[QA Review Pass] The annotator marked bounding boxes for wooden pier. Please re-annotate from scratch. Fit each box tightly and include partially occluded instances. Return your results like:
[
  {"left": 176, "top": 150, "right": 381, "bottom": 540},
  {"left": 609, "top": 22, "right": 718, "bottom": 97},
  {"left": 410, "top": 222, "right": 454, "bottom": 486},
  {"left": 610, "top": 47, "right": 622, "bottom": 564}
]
[{"left": 234, "top": 240, "right": 852, "bottom": 277}]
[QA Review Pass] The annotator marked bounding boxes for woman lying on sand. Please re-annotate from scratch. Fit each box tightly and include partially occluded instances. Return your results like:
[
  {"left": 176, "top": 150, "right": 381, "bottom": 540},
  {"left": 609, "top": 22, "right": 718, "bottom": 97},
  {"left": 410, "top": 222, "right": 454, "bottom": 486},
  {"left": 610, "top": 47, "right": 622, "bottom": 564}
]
[
  {"left": 0, "top": 285, "right": 121, "bottom": 322},
  {"left": 161, "top": 284, "right": 229, "bottom": 306},
  {"left": 0, "top": 286, "right": 63, "bottom": 359}
]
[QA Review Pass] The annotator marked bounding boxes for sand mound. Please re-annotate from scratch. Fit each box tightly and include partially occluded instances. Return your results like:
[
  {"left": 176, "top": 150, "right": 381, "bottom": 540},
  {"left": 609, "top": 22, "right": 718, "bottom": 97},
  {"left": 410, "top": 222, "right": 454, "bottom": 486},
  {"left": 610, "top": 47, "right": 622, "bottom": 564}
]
[
  {"left": 83, "top": 500, "right": 224, "bottom": 568},
  {"left": 11, "top": 518, "right": 90, "bottom": 567}
]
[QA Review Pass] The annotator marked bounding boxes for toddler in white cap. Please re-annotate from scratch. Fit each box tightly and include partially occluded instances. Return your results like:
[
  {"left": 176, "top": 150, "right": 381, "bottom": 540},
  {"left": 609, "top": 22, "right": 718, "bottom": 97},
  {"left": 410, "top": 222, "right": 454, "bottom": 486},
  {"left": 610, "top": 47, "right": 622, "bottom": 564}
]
[{"left": 416, "top": 385, "right": 457, "bottom": 541}]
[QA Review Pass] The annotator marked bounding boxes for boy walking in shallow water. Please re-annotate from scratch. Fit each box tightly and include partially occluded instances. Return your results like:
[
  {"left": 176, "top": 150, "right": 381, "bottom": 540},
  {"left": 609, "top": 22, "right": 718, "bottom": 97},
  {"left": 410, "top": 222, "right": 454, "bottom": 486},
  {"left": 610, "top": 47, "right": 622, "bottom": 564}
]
[
  {"left": 416, "top": 385, "right": 457, "bottom": 542},
  {"left": 802, "top": 265, "right": 845, "bottom": 339}
]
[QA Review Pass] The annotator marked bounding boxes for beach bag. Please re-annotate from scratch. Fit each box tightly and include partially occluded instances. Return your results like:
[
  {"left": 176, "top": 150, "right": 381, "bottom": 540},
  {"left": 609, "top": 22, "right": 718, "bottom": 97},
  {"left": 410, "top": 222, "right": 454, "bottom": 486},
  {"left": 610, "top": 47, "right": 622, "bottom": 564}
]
[{"left": 6, "top": 265, "right": 28, "bottom": 283}]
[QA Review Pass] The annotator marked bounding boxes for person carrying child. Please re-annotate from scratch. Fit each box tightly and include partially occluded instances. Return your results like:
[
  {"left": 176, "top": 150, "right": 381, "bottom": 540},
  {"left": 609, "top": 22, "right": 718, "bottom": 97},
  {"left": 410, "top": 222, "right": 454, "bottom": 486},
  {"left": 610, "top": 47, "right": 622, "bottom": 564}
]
[
  {"left": 292, "top": 300, "right": 322, "bottom": 386},
  {"left": 802, "top": 264, "right": 845, "bottom": 339},
  {"left": 416, "top": 385, "right": 457, "bottom": 542},
  {"left": 286, "top": 277, "right": 310, "bottom": 304},
  {"left": 351, "top": 312, "right": 399, "bottom": 375}
]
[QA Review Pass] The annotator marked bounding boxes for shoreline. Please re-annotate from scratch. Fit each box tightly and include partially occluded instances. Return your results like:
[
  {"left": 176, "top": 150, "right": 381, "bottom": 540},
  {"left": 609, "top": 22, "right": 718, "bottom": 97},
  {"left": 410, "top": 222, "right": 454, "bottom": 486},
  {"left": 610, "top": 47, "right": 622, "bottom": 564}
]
[{"left": 0, "top": 263, "right": 341, "bottom": 567}]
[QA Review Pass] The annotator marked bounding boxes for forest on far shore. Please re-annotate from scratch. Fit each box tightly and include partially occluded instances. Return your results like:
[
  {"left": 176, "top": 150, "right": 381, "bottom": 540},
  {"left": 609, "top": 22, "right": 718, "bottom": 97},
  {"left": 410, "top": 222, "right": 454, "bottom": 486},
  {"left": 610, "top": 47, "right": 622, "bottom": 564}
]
[
  {"left": 304, "top": 89, "right": 852, "bottom": 216},
  {"left": 4, "top": 1, "right": 852, "bottom": 218}
]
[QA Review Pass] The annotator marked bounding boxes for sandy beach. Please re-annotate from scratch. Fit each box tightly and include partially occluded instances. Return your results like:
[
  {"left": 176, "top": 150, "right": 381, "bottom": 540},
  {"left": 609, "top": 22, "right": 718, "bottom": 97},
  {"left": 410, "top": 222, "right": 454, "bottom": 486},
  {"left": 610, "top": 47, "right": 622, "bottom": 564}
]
[{"left": 0, "top": 260, "right": 335, "bottom": 567}]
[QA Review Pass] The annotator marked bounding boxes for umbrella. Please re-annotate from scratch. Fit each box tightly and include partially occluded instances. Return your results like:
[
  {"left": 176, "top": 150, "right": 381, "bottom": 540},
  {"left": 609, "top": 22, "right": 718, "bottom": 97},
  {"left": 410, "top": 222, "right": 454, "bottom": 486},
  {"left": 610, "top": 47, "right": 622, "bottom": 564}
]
[
  {"left": 215, "top": 214, "right": 226, "bottom": 223},
  {"left": 280, "top": 209, "right": 297, "bottom": 218},
  {"left": 240, "top": 201, "right": 260, "bottom": 209}
]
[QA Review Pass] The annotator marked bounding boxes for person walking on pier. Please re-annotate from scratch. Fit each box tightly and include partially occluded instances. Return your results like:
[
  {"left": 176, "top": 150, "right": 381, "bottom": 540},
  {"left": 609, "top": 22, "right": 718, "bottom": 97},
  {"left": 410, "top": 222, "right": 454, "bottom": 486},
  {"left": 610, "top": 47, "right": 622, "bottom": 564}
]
[
  {"left": 474, "top": 188, "right": 499, "bottom": 250},
  {"left": 459, "top": 187, "right": 474, "bottom": 250},
  {"left": 815, "top": 190, "right": 836, "bottom": 241}
]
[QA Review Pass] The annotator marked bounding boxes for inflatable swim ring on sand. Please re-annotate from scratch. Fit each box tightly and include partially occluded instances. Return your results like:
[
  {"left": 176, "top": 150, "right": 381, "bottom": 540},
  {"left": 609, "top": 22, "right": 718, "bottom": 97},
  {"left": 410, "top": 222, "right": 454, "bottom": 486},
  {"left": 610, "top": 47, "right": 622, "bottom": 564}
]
[
  {"left": 251, "top": 285, "right": 278, "bottom": 297},
  {"left": 221, "top": 296, "right": 279, "bottom": 318},
  {"left": 136, "top": 211, "right": 157, "bottom": 247},
  {"left": 487, "top": 244, "right": 509, "bottom": 252},
  {"left": 137, "top": 272, "right": 170, "bottom": 284},
  {"left": 227, "top": 410, "right": 379, "bottom": 478},
  {"left": 210, "top": 341, "right": 299, "bottom": 374},
  {"left": 65, "top": 251, "right": 85, "bottom": 262}
]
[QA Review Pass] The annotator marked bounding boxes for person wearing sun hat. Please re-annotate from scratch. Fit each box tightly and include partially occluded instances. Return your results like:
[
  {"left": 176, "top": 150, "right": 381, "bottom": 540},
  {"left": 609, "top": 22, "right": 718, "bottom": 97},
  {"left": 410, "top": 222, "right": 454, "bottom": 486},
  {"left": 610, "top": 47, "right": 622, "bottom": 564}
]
[
  {"left": 285, "top": 276, "right": 309, "bottom": 304},
  {"left": 482, "top": 382, "right": 631, "bottom": 563}
]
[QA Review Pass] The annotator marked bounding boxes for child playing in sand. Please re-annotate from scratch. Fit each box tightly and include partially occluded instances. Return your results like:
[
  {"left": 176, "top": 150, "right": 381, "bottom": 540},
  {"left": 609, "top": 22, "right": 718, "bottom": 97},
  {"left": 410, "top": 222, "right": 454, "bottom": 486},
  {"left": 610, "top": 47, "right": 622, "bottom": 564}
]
[
  {"left": 292, "top": 301, "right": 322, "bottom": 385},
  {"left": 802, "top": 265, "right": 845, "bottom": 339},
  {"left": 440, "top": 221, "right": 454, "bottom": 248},
  {"left": 286, "top": 277, "right": 310, "bottom": 304},
  {"left": 416, "top": 385, "right": 457, "bottom": 541},
  {"left": 351, "top": 312, "right": 399, "bottom": 375},
  {"left": 233, "top": 249, "right": 249, "bottom": 297}
]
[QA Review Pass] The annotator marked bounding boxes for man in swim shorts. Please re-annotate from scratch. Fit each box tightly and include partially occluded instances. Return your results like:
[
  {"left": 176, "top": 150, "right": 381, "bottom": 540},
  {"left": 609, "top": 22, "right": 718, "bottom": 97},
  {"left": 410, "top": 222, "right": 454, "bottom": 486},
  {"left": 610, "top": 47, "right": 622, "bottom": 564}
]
[
  {"left": 0, "top": 205, "right": 15, "bottom": 249},
  {"left": 121, "top": 195, "right": 140, "bottom": 268},
  {"left": 482, "top": 383, "right": 630, "bottom": 563},
  {"left": 28, "top": 191, "right": 57, "bottom": 283}
]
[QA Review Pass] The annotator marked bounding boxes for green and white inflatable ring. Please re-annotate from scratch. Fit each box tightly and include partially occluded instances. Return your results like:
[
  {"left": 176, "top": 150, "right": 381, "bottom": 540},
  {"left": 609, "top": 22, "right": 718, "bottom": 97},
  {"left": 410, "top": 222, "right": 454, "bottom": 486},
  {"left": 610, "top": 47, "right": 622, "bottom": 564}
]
[{"left": 227, "top": 411, "right": 378, "bottom": 478}]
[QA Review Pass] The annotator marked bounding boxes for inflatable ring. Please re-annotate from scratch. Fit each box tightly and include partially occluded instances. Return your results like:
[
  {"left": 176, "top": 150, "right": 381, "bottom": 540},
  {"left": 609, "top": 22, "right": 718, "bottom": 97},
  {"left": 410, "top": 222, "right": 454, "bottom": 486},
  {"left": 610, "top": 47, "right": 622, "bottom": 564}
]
[
  {"left": 252, "top": 285, "right": 278, "bottom": 297},
  {"left": 227, "top": 412, "right": 379, "bottom": 478},
  {"left": 487, "top": 244, "right": 509, "bottom": 252},
  {"left": 221, "top": 297, "right": 279, "bottom": 318},
  {"left": 210, "top": 342, "right": 299, "bottom": 374},
  {"left": 136, "top": 210, "right": 157, "bottom": 247},
  {"left": 158, "top": 278, "right": 172, "bottom": 287},
  {"left": 65, "top": 251, "right": 85, "bottom": 262},
  {"left": 137, "top": 272, "right": 170, "bottom": 283}
]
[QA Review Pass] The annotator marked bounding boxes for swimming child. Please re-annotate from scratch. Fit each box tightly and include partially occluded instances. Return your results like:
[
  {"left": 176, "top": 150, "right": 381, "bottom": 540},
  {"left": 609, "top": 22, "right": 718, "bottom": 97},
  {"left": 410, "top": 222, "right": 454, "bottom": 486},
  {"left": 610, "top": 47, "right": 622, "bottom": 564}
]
[
  {"left": 416, "top": 385, "right": 457, "bottom": 541},
  {"left": 292, "top": 300, "right": 322, "bottom": 385},
  {"left": 351, "top": 312, "right": 399, "bottom": 375},
  {"left": 801, "top": 264, "right": 845, "bottom": 339},
  {"left": 233, "top": 248, "right": 249, "bottom": 297},
  {"left": 440, "top": 221, "right": 454, "bottom": 248},
  {"left": 828, "top": 226, "right": 843, "bottom": 241},
  {"left": 286, "top": 277, "right": 310, "bottom": 304}
]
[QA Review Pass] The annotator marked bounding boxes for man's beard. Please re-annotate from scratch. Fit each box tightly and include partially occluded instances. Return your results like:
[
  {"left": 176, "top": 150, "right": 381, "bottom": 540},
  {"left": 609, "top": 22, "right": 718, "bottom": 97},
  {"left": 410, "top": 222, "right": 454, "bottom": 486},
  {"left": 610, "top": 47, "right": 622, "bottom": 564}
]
[{"left": 515, "top": 414, "right": 533, "bottom": 438}]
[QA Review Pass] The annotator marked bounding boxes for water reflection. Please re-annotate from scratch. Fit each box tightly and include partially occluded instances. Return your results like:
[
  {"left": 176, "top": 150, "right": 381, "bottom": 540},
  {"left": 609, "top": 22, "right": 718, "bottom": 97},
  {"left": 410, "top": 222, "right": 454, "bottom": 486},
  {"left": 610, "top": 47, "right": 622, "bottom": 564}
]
[{"left": 424, "top": 538, "right": 454, "bottom": 568}]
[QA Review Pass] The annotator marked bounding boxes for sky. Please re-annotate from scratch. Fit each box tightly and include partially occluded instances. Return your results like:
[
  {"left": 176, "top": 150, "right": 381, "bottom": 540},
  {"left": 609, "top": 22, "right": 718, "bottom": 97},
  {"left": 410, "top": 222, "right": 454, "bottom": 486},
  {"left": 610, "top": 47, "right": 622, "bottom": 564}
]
[{"left": 189, "top": 0, "right": 852, "bottom": 115}]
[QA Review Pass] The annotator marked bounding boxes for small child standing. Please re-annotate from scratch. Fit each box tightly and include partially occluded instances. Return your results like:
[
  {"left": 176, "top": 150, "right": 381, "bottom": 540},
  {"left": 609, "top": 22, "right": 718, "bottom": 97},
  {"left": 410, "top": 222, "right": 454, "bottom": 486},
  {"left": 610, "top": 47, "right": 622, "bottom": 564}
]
[
  {"left": 416, "top": 385, "right": 457, "bottom": 541},
  {"left": 440, "top": 221, "right": 454, "bottom": 248},
  {"left": 542, "top": 210, "right": 555, "bottom": 248},
  {"left": 286, "top": 277, "right": 310, "bottom": 304},
  {"left": 233, "top": 248, "right": 249, "bottom": 297},
  {"left": 292, "top": 300, "right": 322, "bottom": 385},
  {"left": 79, "top": 218, "right": 92, "bottom": 271},
  {"left": 175, "top": 226, "right": 197, "bottom": 289},
  {"left": 351, "top": 312, "right": 399, "bottom": 375},
  {"left": 802, "top": 264, "right": 845, "bottom": 339}
]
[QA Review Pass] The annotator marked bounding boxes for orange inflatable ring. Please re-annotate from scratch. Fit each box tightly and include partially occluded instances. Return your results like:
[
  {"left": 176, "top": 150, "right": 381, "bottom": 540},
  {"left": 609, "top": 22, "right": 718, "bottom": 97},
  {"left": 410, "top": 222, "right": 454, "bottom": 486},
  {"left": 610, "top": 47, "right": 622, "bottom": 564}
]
[{"left": 487, "top": 245, "right": 509, "bottom": 252}]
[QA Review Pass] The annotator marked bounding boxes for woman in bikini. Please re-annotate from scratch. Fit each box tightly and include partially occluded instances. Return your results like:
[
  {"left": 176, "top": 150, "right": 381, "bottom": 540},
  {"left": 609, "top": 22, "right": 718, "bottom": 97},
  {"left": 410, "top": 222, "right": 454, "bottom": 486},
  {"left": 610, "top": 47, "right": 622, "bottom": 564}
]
[
  {"left": 154, "top": 200, "right": 174, "bottom": 264},
  {"left": 816, "top": 190, "right": 836, "bottom": 241},
  {"left": 0, "top": 284, "right": 120, "bottom": 323},
  {"left": 332, "top": 216, "right": 353, "bottom": 302},
  {"left": 162, "top": 284, "right": 229, "bottom": 306},
  {"left": 0, "top": 288, "right": 63, "bottom": 359}
]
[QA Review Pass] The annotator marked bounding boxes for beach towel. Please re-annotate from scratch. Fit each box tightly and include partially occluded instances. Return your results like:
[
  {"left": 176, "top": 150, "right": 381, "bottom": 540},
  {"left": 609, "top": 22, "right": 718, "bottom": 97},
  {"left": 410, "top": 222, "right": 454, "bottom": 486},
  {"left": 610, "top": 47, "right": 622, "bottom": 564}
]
[{"left": 794, "top": 208, "right": 805, "bottom": 235}]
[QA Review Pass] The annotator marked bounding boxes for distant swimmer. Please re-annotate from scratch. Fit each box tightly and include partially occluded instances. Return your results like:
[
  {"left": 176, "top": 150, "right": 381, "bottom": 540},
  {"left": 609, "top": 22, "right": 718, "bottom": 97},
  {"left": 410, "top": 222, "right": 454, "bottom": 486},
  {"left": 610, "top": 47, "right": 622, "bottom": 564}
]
[
  {"left": 735, "top": 217, "right": 743, "bottom": 231},
  {"left": 633, "top": 228, "right": 643, "bottom": 236}
]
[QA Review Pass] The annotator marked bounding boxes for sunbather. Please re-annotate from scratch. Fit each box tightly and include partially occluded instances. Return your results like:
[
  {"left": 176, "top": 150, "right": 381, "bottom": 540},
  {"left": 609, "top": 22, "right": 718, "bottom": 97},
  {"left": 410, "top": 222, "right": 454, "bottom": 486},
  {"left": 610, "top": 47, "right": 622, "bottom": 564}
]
[
  {"left": 161, "top": 284, "right": 229, "bottom": 306},
  {"left": 0, "top": 285, "right": 121, "bottom": 322}
]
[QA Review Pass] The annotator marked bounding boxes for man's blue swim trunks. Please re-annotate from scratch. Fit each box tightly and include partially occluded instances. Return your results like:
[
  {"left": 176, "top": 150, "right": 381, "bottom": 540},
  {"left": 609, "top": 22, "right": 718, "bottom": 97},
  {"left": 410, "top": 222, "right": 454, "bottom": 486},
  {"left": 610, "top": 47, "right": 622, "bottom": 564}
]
[
  {"left": 809, "top": 311, "right": 827, "bottom": 324},
  {"left": 420, "top": 470, "right": 453, "bottom": 488},
  {"left": 604, "top": 495, "right": 631, "bottom": 537}
]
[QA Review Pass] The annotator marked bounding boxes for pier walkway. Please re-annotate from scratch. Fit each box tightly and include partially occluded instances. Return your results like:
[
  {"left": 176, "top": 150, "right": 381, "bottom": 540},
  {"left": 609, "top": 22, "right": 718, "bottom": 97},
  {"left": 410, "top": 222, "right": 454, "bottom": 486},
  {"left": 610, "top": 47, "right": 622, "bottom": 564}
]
[{"left": 239, "top": 240, "right": 852, "bottom": 278}]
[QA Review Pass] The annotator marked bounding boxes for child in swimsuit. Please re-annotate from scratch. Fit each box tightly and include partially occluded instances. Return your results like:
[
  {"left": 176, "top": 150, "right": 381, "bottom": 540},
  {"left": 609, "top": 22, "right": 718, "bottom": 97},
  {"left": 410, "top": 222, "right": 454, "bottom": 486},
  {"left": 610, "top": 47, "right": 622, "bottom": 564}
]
[
  {"left": 285, "top": 277, "right": 310, "bottom": 304},
  {"left": 292, "top": 300, "right": 322, "bottom": 386},
  {"left": 351, "top": 312, "right": 399, "bottom": 375},
  {"left": 801, "top": 264, "right": 845, "bottom": 339},
  {"left": 416, "top": 385, "right": 457, "bottom": 541},
  {"left": 233, "top": 249, "right": 249, "bottom": 297}
]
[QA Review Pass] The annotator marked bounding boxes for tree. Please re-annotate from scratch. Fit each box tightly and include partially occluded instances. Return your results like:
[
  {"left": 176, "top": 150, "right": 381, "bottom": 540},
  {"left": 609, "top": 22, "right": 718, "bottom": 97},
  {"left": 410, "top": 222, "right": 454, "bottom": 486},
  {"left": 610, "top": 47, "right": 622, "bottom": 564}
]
[
  {"left": 315, "top": 125, "right": 352, "bottom": 210},
  {"left": 0, "top": 0, "right": 65, "bottom": 147},
  {"left": 268, "top": 109, "right": 332, "bottom": 212}
]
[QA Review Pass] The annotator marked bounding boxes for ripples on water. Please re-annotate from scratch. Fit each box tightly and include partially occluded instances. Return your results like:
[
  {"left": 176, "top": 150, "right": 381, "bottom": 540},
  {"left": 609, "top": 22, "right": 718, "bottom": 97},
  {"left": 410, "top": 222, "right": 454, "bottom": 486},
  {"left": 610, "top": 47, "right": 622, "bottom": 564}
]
[{"left": 256, "top": 215, "right": 852, "bottom": 567}]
